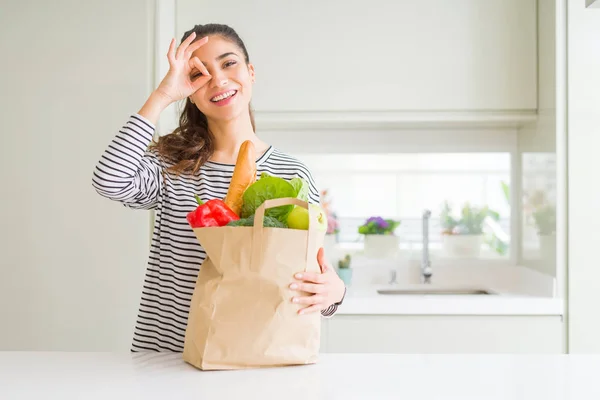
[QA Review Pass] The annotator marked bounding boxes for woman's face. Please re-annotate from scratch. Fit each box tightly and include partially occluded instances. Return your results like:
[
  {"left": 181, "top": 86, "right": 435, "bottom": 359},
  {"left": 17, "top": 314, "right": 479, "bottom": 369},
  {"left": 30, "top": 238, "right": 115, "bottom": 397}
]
[{"left": 188, "top": 35, "right": 255, "bottom": 122}]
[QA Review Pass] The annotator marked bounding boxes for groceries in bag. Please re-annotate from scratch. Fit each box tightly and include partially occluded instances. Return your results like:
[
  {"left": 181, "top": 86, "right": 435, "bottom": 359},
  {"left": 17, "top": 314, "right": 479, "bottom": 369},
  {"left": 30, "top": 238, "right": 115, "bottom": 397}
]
[{"left": 182, "top": 140, "right": 327, "bottom": 370}]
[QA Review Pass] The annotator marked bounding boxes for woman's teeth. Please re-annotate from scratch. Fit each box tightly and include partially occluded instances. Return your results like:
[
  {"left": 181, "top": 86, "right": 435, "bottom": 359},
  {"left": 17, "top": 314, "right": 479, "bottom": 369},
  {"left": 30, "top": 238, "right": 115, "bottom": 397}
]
[{"left": 211, "top": 90, "right": 237, "bottom": 102}]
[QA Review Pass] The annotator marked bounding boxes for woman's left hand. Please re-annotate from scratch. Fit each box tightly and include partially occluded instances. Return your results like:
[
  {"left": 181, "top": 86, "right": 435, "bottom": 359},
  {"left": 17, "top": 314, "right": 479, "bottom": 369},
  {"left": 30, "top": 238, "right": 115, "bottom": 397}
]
[{"left": 290, "top": 247, "right": 346, "bottom": 315}]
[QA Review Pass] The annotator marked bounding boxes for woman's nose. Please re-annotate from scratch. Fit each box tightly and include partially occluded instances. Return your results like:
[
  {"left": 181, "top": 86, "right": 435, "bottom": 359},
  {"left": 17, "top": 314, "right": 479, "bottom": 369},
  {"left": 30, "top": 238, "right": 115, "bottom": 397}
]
[{"left": 210, "top": 70, "right": 228, "bottom": 88}]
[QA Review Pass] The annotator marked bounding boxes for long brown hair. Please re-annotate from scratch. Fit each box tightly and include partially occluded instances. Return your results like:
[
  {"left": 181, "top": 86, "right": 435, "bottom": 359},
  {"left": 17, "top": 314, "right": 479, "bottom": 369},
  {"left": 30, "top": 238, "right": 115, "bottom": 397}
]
[{"left": 152, "top": 24, "right": 256, "bottom": 175}]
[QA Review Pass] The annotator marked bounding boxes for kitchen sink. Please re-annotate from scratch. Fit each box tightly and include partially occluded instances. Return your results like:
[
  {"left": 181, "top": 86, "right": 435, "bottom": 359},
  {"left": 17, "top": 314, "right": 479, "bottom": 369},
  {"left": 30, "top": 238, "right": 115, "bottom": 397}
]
[{"left": 377, "top": 286, "right": 498, "bottom": 295}]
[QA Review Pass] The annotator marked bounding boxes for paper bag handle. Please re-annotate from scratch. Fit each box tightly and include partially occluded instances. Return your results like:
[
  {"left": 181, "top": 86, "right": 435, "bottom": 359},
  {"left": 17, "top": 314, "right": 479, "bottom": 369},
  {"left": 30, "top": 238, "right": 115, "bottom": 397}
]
[{"left": 251, "top": 197, "right": 320, "bottom": 272}]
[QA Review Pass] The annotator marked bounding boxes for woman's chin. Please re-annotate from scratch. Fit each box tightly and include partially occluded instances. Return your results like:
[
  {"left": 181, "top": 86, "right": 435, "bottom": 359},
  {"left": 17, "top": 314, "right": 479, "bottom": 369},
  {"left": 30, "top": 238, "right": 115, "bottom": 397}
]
[{"left": 205, "top": 108, "right": 250, "bottom": 124}]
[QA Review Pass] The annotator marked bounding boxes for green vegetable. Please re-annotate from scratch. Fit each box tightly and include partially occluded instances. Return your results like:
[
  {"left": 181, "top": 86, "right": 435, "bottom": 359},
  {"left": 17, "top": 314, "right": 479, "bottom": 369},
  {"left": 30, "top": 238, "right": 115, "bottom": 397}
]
[
  {"left": 226, "top": 214, "right": 287, "bottom": 228},
  {"left": 240, "top": 173, "right": 309, "bottom": 223},
  {"left": 289, "top": 177, "right": 309, "bottom": 202},
  {"left": 338, "top": 254, "right": 351, "bottom": 269}
]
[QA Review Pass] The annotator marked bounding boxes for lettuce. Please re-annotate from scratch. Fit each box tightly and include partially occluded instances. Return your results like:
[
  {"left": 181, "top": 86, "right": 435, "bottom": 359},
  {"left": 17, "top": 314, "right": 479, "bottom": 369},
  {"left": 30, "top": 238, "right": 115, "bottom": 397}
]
[
  {"left": 226, "top": 214, "right": 287, "bottom": 228},
  {"left": 240, "top": 173, "right": 309, "bottom": 222},
  {"left": 289, "top": 177, "right": 309, "bottom": 201}
]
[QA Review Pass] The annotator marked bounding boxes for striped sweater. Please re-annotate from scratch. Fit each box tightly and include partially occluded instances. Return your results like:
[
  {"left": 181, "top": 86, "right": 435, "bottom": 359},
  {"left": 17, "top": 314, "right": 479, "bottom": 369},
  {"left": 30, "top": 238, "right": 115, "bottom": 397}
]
[{"left": 92, "top": 113, "right": 338, "bottom": 352}]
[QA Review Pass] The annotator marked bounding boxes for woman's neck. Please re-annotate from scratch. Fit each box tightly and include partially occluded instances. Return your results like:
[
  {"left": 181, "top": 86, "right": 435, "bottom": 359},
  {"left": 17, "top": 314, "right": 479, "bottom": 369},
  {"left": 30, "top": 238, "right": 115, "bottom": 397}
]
[{"left": 207, "top": 112, "right": 270, "bottom": 164}]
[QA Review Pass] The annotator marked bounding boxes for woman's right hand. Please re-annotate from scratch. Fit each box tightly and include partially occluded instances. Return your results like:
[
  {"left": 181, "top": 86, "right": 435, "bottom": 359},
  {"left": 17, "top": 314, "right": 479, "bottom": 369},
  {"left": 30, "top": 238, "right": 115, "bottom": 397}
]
[{"left": 154, "top": 32, "right": 212, "bottom": 104}]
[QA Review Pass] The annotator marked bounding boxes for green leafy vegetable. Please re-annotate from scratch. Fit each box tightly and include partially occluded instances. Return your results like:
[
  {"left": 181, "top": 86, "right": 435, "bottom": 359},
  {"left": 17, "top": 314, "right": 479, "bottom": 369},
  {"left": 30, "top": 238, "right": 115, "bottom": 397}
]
[
  {"left": 289, "top": 177, "right": 309, "bottom": 201},
  {"left": 226, "top": 214, "right": 287, "bottom": 228},
  {"left": 239, "top": 173, "right": 310, "bottom": 223}
]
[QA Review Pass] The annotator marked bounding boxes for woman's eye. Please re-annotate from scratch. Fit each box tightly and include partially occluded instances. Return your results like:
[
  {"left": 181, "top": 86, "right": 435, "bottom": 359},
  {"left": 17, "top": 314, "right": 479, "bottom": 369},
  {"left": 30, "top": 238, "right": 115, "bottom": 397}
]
[
  {"left": 224, "top": 60, "right": 237, "bottom": 68},
  {"left": 191, "top": 72, "right": 202, "bottom": 78}
]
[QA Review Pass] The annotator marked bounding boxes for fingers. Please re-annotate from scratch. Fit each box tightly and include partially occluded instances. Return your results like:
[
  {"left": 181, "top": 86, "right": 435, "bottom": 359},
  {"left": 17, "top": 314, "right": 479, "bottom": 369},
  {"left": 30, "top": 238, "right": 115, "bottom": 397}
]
[
  {"left": 290, "top": 249, "right": 334, "bottom": 315},
  {"left": 185, "top": 36, "right": 209, "bottom": 59},
  {"left": 292, "top": 287, "right": 327, "bottom": 314},
  {"left": 292, "top": 294, "right": 324, "bottom": 305},
  {"left": 298, "top": 304, "right": 322, "bottom": 315},
  {"left": 167, "top": 33, "right": 208, "bottom": 67},
  {"left": 190, "top": 57, "right": 211, "bottom": 90},
  {"left": 317, "top": 247, "right": 330, "bottom": 273},
  {"left": 167, "top": 38, "right": 176, "bottom": 65},
  {"left": 290, "top": 281, "right": 327, "bottom": 294},
  {"left": 294, "top": 271, "right": 326, "bottom": 284},
  {"left": 190, "top": 57, "right": 210, "bottom": 77},
  {"left": 176, "top": 31, "right": 196, "bottom": 60}
]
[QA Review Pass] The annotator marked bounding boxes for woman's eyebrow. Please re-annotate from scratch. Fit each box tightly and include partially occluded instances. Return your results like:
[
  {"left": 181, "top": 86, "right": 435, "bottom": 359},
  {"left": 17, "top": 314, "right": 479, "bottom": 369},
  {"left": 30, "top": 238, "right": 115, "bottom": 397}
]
[
  {"left": 199, "top": 52, "right": 238, "bottom": 67},
  {"left": 216, "top": 52, "right": 237, "bottom": 61}
]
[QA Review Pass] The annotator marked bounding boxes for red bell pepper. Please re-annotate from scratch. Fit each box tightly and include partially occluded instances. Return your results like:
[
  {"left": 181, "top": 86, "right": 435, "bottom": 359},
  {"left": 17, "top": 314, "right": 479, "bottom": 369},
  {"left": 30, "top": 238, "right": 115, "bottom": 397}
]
[{"left": 186, "top": 195, "right": 240, "bottom": 228}]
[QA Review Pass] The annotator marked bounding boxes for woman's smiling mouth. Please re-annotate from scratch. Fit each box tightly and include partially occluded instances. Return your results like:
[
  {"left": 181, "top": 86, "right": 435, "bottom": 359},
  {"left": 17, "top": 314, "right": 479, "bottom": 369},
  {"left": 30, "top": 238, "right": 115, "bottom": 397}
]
[{"left": 210, "top": 90, "right": 238, "bottom": 105}]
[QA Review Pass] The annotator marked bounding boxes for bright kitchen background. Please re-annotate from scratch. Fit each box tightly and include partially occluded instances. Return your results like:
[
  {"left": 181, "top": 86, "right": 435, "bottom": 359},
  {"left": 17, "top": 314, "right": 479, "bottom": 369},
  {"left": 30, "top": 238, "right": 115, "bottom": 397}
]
[
  {"left": 2, "top": 0, "right": 599, "bottom": 354},
  {"left": 299, "top": 152, "right": 553, "bottom": 258},
  {"left": 173, "top": 0, "right": 559, "bottom": 276}
]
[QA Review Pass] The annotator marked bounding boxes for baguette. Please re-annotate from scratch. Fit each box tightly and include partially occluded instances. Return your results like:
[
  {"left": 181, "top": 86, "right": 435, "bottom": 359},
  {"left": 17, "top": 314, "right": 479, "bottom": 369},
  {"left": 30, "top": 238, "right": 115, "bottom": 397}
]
[{"left": 224, "top": 140, "right": 257, "bottom": 215}]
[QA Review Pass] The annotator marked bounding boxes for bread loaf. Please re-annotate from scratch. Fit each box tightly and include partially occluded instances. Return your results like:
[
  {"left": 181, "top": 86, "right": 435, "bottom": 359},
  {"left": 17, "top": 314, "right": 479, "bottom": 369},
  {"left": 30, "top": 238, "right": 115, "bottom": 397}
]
[{"left": 224, "top": 140, "right": 257, "bottom": 215}]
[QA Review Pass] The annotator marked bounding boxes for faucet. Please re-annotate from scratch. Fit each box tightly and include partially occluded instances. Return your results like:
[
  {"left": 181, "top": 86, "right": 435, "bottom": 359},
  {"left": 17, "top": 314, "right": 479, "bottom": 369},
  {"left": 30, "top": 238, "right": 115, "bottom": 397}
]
[
  {"left": 388, "top": 269, "right": 397, "bottom": 285},
  {"left": 421, "top": 209, "right": 432, "bottom": 284}
]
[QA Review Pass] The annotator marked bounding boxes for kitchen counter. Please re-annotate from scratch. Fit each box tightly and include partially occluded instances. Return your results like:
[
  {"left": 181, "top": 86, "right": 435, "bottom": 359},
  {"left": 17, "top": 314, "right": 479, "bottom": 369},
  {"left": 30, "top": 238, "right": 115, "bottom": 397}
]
[
  {"left": 337, "top": 286, "right": 564, "bottom": 316},
  {"left": 1, "top": 351, "right": 598, "bottom": 399},
  {"left": 332, "top": 259, "right": 564, "bottom": 316}
]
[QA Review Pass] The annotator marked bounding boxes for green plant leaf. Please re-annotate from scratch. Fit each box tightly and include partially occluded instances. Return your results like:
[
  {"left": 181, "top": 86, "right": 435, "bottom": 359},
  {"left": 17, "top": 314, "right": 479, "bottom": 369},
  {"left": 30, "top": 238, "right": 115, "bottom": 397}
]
[
  {"left": 501, "top": 181, "right": 510, "bottom": 204},
  {"left": 241, "top": 174, "right": 297, "bottom": 222},
  {"left": 487, "top": 209, "right": 500, "bottom": 221},
  {"left": 289, "top": 177, "right": 309, "bottom": 202},
  {"left": 441, "top": 201, "right": 500, "bottom": 235}
]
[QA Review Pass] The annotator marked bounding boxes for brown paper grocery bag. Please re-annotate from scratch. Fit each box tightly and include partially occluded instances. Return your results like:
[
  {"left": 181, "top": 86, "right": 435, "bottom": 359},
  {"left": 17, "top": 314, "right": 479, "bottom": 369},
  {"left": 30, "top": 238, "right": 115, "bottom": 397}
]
[{"left": 182, "top": 197, "right": 325, "bottom": 370}]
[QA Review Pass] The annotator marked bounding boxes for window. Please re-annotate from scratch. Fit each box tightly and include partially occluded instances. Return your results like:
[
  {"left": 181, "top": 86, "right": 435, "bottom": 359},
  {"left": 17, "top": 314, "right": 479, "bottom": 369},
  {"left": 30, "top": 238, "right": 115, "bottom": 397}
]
[
  {"left": 521, "top": 152, "right": 557, "bottom": 265},
  {"left": 295, "top": 152, "right": 512, "bottom": 259}
]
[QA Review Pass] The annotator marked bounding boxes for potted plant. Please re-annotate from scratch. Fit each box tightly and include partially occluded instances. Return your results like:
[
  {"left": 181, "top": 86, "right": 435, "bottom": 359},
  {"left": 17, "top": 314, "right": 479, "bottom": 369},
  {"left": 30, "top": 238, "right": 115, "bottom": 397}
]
[
  {"left": 326, "top": 213, "right": 340, "bottom": 237},
  {"left": 320, "top": 190, "right": 340, "bottom": 263},
  {"left": 440, "top": 201, "right": 499, "bottom": 257},
  {"left": 532, "top": 203, "right": 556, "bottom": 265},
  {"left": 320, "top": 190, "right": 340, "bottom": 239},
  {"left": 358, "top": 216, "right": 401, "bottom": 258},
  {"left": 337, "top": 254, "right": 352, "bottom": 286},
  {"left": 523, "top": 189, "right": 557, "bottom": 268},
  {"left": 532, "top": 204, "right": 556, "bottom": 236}
]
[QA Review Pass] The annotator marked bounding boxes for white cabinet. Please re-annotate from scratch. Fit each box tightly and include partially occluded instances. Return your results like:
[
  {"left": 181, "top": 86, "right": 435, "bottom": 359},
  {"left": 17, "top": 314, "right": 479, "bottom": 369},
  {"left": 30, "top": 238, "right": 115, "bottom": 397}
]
[
  {"left": 176, "top": 0, "right": 537, "bottom": 114},
  {"left": 320, "top": 315, "right": 564, "bottom": 354}
]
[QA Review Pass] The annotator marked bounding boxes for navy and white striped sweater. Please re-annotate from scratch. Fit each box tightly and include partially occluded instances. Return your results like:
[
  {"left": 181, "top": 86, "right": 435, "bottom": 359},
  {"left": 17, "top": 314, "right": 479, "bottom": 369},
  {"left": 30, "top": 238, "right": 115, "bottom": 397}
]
[{"left": 92, "top": 113, "right": 337, "bottom": 352}]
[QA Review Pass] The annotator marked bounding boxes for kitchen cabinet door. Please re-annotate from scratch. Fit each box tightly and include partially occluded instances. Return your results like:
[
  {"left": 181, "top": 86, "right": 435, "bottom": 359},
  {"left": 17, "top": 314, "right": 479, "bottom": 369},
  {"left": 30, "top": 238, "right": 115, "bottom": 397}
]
[
  {"left": 176, "top": 0, "right": 537, "bottom": 113},
  {"left": 320, "top": 315, "right": 564, "bottom": 354}
]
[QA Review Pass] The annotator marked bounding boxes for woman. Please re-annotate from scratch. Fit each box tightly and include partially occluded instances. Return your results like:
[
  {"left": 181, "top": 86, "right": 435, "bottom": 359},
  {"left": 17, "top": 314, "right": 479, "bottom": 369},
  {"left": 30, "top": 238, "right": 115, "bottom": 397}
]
[{"left": 92, "top": 23, "right": 346, "bottom": 352}]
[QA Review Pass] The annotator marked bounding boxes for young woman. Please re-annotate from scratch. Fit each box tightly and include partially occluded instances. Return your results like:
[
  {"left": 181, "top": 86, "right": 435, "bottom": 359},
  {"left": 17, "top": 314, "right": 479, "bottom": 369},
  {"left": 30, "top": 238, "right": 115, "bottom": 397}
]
[{"left": 92, "top": 23, "right": 346, "bottom": 352}]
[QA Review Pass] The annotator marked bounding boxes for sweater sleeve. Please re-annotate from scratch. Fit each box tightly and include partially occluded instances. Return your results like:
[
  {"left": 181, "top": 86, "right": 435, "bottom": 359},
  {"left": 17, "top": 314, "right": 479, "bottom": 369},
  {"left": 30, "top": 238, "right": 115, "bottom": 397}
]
[
  {"left": 92, "top": 114, "right": 163, "bottom": 210},
  {"left": 321, "top": 303, "right": 339, "bottom": 318}
]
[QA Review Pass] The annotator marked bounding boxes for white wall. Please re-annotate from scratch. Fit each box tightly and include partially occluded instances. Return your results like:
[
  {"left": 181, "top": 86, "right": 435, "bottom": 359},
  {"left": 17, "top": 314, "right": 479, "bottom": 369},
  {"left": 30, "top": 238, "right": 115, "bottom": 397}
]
[
  {"left": 566, "top": 0, "right": 600, "bottom": 353},
  {"left": 175, "top": 0, "right": 537, "bottom": 113},
  {"left": 0, "top": 0, "right": 155, "bottom": 350}
]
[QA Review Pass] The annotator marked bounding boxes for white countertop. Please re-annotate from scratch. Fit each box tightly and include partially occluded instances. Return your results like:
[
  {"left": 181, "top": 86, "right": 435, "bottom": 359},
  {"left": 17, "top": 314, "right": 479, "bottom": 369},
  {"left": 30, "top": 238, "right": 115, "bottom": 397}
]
[
  {"left": 1, "top": 351, "right": 598, "bottom": 399},
  {"left": 337, "top": 286, "right": 564, "bottom": 316},
  {"left": 331, "top": 259, "right": 564, "bottom": 316}
]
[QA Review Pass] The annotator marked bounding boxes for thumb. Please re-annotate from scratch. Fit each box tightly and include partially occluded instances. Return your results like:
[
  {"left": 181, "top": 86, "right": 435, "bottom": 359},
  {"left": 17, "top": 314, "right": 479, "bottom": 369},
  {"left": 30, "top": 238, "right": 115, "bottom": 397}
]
[
  {"left": 190, "top": 57, "right": 211, "bottom": 90},
  {"left": 317, "top": 247, "right": 329, "bottom": 273}
]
